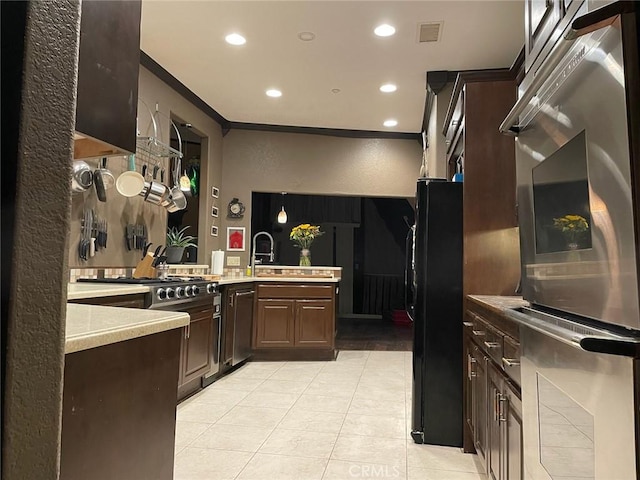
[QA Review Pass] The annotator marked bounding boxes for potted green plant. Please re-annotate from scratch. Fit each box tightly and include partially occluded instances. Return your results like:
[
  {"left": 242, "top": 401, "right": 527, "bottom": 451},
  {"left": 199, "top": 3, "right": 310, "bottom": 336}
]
[{"left": 166, "top": 226, "right": 197, "bottom": 264}]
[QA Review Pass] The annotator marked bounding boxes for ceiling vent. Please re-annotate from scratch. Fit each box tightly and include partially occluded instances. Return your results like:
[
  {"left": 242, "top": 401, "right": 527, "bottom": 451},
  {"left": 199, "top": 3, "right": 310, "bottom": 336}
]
[{"left": 418, "top": 21, "right": 443, "bottom": 43}]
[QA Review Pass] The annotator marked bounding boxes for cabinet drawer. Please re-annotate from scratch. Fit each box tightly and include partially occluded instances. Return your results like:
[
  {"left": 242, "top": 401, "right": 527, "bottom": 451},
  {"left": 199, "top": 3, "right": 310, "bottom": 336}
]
[
  {"left": 257, "top": 284, "right": 333, "bottom": 299},
  {"left": 483, "top": 325, "right": 504, "bottom": 365},
  {"left": 502, "top": 335, "right": 521, "bottom": 387},
  {"left": 467, "top": 311, "right": 488, "bottom": 341}
]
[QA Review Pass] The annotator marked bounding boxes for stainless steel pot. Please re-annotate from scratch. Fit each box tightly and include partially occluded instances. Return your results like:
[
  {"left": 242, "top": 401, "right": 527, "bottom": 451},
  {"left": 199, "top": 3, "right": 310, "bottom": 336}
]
[
  {"left": 72, "top": 161, "right": 94, "bottom": 193},
  {"left": 141, "top": 181, "right": 169, "bottom": 205}
]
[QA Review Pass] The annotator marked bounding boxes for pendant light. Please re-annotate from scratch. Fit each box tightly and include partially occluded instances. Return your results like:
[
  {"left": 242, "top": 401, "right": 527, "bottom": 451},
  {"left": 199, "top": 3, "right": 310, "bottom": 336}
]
[
  {"left": 277, "top": 192, "right": 288, "bottom": 224},
  {"left": 179, "top": 134, "right": 191, "bottom": 192}
]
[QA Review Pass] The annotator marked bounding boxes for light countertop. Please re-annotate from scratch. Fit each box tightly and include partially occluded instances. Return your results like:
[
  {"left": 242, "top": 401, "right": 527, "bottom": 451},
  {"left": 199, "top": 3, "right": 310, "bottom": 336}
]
[
  {"left": 68, "top": 283, "right": 151, "bottom": 300},
  {"left": 218, "top": 276, "right": 341, "bottom": 285},
  {"left": 65, "top": 303, "right": 189, "bottom": 354},
  {"left": 68, "top": 276, "right": 340, "bottom": 300},
  {"left": 467, "top": 295, "right": 528, "bottom": 315}
]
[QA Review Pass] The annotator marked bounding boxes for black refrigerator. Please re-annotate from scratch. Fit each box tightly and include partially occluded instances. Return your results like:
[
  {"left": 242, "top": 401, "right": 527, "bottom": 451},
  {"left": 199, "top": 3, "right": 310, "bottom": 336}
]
[{"left": 408, "top": 178, "right": 463, "bottom": 447}]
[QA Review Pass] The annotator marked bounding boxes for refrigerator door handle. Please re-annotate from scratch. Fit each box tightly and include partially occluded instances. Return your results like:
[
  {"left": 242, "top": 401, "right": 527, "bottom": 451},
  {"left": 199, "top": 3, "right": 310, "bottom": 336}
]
[{"left": 405, "top": 225, "right": 416, "bottom": 321}]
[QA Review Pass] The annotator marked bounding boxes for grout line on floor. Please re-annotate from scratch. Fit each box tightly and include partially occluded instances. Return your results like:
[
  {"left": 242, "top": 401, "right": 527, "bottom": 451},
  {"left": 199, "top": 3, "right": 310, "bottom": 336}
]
[{"left": 319, "top": 351, "right": 368, "bottom": 480}]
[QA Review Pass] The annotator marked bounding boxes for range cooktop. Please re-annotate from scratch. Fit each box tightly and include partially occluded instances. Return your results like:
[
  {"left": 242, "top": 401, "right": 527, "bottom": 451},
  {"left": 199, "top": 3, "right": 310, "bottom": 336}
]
[{"left": 77, "top": 276, "right": 205, "bottom": 285}]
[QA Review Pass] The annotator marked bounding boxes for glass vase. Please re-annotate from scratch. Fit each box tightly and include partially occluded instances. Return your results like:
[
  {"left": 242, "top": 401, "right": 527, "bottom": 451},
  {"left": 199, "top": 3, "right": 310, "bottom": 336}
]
[{"left": 299, "top": 248, "right": 311, "bottom": 266}]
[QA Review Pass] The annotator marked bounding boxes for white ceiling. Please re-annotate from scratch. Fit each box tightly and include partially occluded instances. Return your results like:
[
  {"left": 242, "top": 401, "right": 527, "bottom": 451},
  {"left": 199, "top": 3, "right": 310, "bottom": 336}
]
[{"left": 141, "top": 1, "right": 524, "bottom": 134}]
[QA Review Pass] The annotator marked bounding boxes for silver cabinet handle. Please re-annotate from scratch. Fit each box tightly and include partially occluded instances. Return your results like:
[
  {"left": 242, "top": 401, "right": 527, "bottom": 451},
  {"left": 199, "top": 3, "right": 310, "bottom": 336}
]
[
  {"left": 499, "top": 394, "right": 508, "bottom": 423},
  {"left": 467, "top": 355, "right": 477, "bottom": 380},
  {"left": 484, "top": 341, "right": 500, "bottom": 349},
  {"left": 502, "top": 357, "right": 521, "bottom": 367},
  {"left": 472, "top": 330, "right": 485, "bottom": 337},
  {"left": 463, "top": 322, "right": 474, "bottom": 328}
]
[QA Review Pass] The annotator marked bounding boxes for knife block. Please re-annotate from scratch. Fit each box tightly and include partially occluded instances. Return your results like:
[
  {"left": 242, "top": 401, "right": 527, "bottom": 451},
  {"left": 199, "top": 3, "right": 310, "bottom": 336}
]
[{"left": 133, "top": 253, "right": 156, "bottom": 279}]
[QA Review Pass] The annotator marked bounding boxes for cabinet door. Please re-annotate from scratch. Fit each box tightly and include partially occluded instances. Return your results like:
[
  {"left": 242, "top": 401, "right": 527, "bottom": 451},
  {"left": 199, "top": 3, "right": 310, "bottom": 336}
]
[
  {"left": 487, "top": 361, "right": 503, "bottom": 480},
  {"left": 465, "top": 341, "right": 476, "bottom": 435},
  {"left": 294, "top": 300, "right": 334, "bottom": 348},
  {"left": 501, "top": 381, "right": 523, "bottom": 480},
  {"left": 182, "top": 308, "right": 213, "bottom": 384},
  {"left": 472, "top": 346, "right": 488, "bottom": 471},
  {"left": 525, "top": 0, "right": 562, "bottom": 71},
  {"left": 255, "top": 299, "right": 295, "bottom": 348},
  {"left": 76, "top": 0, "right": 141, "bottom": 153}
]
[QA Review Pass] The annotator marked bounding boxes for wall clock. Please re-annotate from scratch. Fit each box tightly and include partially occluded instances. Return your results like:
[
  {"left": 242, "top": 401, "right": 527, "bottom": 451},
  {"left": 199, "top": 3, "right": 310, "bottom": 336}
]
[{"left": 227, "top": 198, "right": 245, "bottom": 218}]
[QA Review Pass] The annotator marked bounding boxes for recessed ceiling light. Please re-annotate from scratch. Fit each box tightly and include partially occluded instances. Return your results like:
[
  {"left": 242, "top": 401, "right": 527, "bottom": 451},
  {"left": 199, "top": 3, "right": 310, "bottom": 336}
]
[
  {"left": 266, "top": 89, "right": 282, "bottom": 98},
  {"left": 380, "top": 83, "right": 397, "bottom": 93},
  {"left": 225, "top": 33, "right": 246, "bottom": 45},
  {"left": 374, "top": 24, "right": 396, "bottom": 37},
  {"left": 331, "top": 88, "right": 341, "bottom": 94},
  {"left": 383, "top": 119, "right": 398, "bottom": 127},
  {"left": 298, "top": 31, "right": 316, "bottom": 41}
]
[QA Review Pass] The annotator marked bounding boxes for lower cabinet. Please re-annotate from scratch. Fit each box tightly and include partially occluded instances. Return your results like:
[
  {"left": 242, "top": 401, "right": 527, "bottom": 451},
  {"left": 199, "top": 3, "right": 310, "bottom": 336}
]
[
  {"left": 253, "top": 283, "right": 336, "bottom": 359},
  {"left": 464, "top": 304, "right": 523, "bottom": 480},
  {"left": 255, "top": 298, "right": 334, "bottom": 348},
  {"left": 178, "top": 304, "right": 214, "bottom": 400},
  {"left": 255, "top": 299, "right": 295, "bottom": 348},
  {"left": 295, "top": 299, "right": 333, "bottom": 347},
  {"left": 470, "top": 344, "right": 488, "bottom": 467}
]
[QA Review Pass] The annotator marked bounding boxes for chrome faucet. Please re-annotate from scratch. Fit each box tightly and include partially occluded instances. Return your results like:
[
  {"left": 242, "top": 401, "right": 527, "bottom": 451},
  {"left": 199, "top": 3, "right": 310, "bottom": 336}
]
[{"left": 251, "top": 231, "right": 274, "bottom": 275}]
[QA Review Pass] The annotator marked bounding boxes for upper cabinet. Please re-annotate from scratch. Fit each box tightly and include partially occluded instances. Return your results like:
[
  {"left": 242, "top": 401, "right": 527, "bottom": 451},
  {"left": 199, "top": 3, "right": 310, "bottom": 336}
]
[
  {"left": 74, "top": 0, "right": 141, "bottom": 158},
  {"left": 525, "top": 0, "right": 563, "bottom": 71}
]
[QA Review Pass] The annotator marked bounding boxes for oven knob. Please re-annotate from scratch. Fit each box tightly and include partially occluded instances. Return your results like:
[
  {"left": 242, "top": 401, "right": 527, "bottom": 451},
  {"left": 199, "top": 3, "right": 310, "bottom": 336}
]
[
  {"left": 157, "top": 288, "right": 167, "bottom": 300},
  {"left": 207, "top": 283, "right": 215, "bottom": 294},
  {"left": 176, "top": 286, "right": 186, "bottom": 298},
  {"left": 166, "top": 288, "right": 175, "bottom": 299},
  {"left": 185, "top": 285, "right": 193, "bottom": 296},
  {"left": 192, "top": 286, "right": 200, "bottom": 295}
]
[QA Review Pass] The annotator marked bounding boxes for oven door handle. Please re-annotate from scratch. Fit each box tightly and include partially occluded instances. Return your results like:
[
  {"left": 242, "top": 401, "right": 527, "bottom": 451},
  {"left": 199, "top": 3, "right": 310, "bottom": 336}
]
[
  {"left": 499, "top": 1, "right": 638, "bottom": 136},
  {"left": 505, "top": 307, "right": 640, "bottom": 357}
]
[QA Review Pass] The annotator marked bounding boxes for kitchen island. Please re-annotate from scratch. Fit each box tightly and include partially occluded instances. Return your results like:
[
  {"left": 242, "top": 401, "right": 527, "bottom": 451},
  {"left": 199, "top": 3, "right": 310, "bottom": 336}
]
[{"left": 60, "top": 303, "right": 188, "bottom": 480}]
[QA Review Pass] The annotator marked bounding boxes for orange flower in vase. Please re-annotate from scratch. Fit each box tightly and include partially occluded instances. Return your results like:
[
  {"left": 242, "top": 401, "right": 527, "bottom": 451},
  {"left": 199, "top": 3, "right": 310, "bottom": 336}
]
[{"left": 290, "top": 224, "right": 324, "bottom": 266}]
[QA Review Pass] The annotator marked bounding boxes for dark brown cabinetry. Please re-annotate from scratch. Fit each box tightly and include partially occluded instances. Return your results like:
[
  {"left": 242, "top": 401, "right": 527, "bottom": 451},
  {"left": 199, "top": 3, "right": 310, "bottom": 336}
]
[
  {"left": 254, "top": 283, "right": 336, "bottom": 360},
  {"left": 443, "top": 71, "right": 521, "bottom": 301},
  {"left": 74, "top": 0, "right": 141, "bottom": 157},
  {"left": 61, "top": 329, "right": 181, "bottom": 480},
  {"left": 295, "top": 300, "right": 333, "bottom": 347},
  {"left": 221, "top": 285, "right": 255, "bottom": 368},
  {"left": 255, "top": 299, "right": 295, "bottom": 348},
  {"left": 178, "top": 303, "right": 214, "bottom": 400},
  {"left": 464, "top": 298, "right": 523, "bottom": 480}
]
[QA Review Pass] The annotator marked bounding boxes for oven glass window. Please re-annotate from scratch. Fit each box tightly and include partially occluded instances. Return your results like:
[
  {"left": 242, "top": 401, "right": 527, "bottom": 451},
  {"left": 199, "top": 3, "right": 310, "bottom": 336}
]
[
  {"left": 537, "top": 374, "right": 594, "bottom": 479},
  {"left": 532, "top": 131, "right": 593, "bottom": 254}
]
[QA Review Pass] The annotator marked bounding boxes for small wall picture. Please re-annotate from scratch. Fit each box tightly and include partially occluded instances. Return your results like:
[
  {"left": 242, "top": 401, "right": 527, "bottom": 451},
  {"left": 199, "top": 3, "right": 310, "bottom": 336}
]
[
  {"left": 212, "top": 186, "right": 219, "bottom": 198},
  {"left": 210, "top": 226, "right": 218, "bottom": 237},
  {"left": 226, "top": 227, "right": 245, "bottom": 251},
  {"left": 211, "top": 206, "right": 219, "bottom": 217}
]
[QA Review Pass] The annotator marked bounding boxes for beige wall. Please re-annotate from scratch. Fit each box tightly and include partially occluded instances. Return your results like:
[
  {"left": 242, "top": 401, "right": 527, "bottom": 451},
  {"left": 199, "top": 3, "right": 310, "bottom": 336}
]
[
  {"left": 220, "top": 129, "right": 422, "bottom": 266},
  {"left": 138, "top": 66, "right": 224, "bottom": 265},
  {"left": 69, "top": 66, "right": 224, "bottom": 268},
  {"left": 425, "top": 83, "right": 453, "bottom": 179}
]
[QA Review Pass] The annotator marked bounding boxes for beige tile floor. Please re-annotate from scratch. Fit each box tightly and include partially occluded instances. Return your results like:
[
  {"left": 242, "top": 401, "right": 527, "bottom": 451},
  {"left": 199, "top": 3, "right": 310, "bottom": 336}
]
[{"left": 174, "top": 350, "right": 486, "bottom": 480}]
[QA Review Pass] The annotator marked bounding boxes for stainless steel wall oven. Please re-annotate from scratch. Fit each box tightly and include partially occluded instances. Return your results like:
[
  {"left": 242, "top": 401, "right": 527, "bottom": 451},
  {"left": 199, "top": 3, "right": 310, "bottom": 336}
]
[{"left": 500, "top": 2, "right": 640, "bottom": 479}]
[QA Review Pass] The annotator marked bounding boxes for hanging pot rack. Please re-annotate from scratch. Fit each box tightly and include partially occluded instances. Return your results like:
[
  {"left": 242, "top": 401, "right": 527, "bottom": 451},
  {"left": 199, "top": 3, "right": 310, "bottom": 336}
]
[{"left": 136, "top": 99, "right": 183, "bottom": 160}]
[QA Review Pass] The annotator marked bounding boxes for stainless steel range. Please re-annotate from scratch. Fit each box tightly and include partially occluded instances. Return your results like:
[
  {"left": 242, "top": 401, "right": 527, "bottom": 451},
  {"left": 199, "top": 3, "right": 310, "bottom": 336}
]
[
  {"left": 147, "top": 279, "right": 218, "bottom": 309},
  {"left": 77, "top": 277, "right": 219, "bottom": 309}
]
